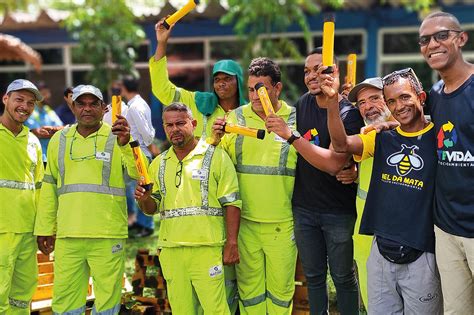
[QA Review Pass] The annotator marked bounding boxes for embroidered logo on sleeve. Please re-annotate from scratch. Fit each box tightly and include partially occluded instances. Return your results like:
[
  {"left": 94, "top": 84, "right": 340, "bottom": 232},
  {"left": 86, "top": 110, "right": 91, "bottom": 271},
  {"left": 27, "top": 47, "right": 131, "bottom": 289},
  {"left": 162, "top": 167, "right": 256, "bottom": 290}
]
[{"left": 112, "top": 243, "right": 123, "bottom": 254}]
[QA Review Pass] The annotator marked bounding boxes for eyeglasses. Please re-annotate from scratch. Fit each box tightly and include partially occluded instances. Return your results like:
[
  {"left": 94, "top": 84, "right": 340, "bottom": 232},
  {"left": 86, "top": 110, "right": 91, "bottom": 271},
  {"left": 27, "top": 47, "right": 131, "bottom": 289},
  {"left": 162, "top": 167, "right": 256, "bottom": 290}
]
[
  {"left": 418, "top": 30, "right": 462, "bottom": 46},
  {"left": 356, "top": 95, "right": 383, "bottom": 108},
  {"left": 69, "top": 129, "right": 98, "bottom": 161},
  {"left": 175, "top": 161, "right": 183, "bottom": 188}
]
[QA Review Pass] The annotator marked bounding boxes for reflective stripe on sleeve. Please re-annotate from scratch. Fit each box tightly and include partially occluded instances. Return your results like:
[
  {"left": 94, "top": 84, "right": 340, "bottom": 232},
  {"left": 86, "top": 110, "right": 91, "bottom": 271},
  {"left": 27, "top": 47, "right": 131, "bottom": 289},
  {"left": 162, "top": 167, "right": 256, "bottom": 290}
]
[
  {"left": 0, "top": 179, "right": 35, "bottom": 190},
  {"left": 218, "top": 192, "right": 240, "bottom": 205}
]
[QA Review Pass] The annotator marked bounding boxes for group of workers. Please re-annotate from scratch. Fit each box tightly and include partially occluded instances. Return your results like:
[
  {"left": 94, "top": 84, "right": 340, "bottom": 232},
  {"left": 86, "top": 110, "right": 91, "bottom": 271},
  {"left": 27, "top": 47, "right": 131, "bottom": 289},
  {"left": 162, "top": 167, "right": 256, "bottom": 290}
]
[{"left": 1, "top": 10, "right": 473, "bottom": 315}]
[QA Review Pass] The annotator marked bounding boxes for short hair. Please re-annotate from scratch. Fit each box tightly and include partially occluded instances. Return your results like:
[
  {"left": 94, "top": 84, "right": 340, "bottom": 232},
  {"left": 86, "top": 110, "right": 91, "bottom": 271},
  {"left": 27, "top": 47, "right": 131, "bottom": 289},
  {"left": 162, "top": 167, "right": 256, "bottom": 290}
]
[
  {"left": 308, "top": 47, "right": 339, "bottom": 64},
  {"left": 383, "top": 69, "right": 424, "bottom": 96},
  {"left": 121, "top": 76, "right": 139, "bottom": 93},
  {"left": 248, "top": 57, "right": 281, "bottom": 85},
  {"left": 64, "top": 87, "right": 73, "bottom": 97},
  {"left": 37, "top": 81, "right": 48, "bottom": 90},
  {"left": 163, "top": 102, "right": 193, "bottom": 120},
  {"left": 423, "top": 11, "right": 462, "bottom": 31}
]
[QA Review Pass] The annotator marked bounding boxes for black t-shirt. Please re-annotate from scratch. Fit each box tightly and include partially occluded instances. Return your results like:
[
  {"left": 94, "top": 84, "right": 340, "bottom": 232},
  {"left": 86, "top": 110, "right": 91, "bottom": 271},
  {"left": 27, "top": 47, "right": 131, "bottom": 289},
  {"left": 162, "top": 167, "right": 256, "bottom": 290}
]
[
  {"left": 360, "top": 126, "right": 437, "bottom": 253},
  {"left": 427, "top": 75, "right": 474, "bottom": 237},
  {"left": 292, "top": 92, "right": 364, "bottom": 214}
]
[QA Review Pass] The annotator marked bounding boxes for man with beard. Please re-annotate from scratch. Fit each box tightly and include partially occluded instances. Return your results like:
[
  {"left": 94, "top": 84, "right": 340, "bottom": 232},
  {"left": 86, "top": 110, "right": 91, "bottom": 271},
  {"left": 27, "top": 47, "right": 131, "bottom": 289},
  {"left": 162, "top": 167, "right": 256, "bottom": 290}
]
[
  {"left": 419, "top": 11, "right": 474, "bottom": 314},
  {"left": 135, "top": 103, "right": 241, "bottom": 315},
  {"left": 0, "top": 79, "right": 44, "bottom": 314}
]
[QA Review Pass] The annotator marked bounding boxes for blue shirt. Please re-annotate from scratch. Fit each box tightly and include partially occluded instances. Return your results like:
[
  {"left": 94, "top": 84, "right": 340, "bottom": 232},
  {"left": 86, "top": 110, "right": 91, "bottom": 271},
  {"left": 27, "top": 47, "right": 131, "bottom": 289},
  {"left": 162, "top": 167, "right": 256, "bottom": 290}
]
[{"left": 24, "top": 105, "right": 63, "bottom": 162}]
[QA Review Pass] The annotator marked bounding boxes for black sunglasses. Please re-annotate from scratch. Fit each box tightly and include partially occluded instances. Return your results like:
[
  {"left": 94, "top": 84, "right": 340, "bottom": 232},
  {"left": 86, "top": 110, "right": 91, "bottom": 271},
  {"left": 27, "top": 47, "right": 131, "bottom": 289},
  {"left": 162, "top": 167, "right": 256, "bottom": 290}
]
[
  {"left": 418, "top": 30, "right": 462, "bottom": 46},
  {"left": 382, "top": 67, "right": 423, "bottom": 94}
]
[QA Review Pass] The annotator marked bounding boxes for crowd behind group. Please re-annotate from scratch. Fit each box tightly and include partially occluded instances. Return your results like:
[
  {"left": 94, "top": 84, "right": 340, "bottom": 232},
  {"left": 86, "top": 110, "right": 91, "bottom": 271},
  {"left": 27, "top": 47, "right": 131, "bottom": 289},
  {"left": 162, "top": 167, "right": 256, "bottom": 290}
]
[{"left": 1, "top": 11, "right": 473, "bottom": 315}]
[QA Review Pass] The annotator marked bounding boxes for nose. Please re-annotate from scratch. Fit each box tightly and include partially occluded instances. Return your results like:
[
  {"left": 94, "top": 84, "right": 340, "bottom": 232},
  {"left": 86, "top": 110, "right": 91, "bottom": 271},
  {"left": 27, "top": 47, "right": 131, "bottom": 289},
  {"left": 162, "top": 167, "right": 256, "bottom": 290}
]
[{"left": 427, "top": 35, "right": 440, "bottom": 49}]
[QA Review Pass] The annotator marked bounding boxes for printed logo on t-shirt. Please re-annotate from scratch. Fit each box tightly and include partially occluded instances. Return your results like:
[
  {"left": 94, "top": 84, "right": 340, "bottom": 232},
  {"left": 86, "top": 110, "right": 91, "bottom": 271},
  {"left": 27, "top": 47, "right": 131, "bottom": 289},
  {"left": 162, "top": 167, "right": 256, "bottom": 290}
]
[
  {"left": 436, "top": 121, "right": 474, "bottom": 167},
  {"left": 381, "top": 144, "right": 425, "bottom": 190},
  {"left": 303, "top": 128, "right": 320, "bottom": 146}
]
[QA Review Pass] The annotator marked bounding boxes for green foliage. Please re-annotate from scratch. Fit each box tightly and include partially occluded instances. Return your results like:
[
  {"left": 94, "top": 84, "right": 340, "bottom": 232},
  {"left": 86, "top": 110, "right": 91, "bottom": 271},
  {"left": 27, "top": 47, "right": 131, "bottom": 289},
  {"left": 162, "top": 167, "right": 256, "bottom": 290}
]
[
  {"left": 59, "top": 0, "right": 145, "bottom": 91},
  {"left": 0, "top": 0, "right": 31, "bottom": 14}
]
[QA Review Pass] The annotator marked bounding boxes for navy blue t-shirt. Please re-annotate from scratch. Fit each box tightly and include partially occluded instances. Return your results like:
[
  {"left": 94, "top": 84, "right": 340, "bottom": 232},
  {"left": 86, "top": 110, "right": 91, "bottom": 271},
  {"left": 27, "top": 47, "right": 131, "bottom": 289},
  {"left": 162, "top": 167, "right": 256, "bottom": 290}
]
[
  {"left": 292, "top": 92, "right": 364, "bottom": 214},
  {"left": 360, "top": 125, "right": 437, "bottom": 253},
  {"left": 427, "top": 75, "right": 474, "bottom": 237}
]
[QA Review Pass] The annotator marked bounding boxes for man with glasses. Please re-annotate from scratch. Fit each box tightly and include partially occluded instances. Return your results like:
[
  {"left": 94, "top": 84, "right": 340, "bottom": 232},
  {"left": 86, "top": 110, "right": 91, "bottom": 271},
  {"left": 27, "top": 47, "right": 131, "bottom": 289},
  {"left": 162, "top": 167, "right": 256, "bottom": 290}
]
[
  {"left": 419, "top": 11, "right": 474, "bottom": 314},
  {"left": 0, "top": 79, "right": 44, "bottom": 314},
  {"left": 135, "top": 103, "right": 241, "bottom": 314},
  {"left": 34, "top": 84, "right": 139, "bottom": 314},
  {"left": 319, "top": 67, "right": 442, "bottom": 314}
]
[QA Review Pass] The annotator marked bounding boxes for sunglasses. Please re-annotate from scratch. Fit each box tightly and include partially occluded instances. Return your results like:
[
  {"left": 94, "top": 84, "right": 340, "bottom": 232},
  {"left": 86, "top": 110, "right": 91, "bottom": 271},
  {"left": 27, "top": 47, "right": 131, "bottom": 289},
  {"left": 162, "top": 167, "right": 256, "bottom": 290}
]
[
  {"left": 175, "top": 161, "right": 183, "bottom": 188},
  {"left": 418, "top": 30, "right": 462, "bottom": 46}
]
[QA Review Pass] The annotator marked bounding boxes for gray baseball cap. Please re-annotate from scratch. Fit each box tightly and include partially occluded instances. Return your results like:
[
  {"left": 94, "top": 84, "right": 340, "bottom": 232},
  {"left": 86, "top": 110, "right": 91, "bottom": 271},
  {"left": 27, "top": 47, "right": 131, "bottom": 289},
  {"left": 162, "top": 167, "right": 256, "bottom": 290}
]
[
  {"left": 72, "top": 85, "right": 103, "bottom": 102},
  {"left": 6, "top": 79, "right": 43, "bottom": 101},
  {"left": 348, "top": 77, "right": 383, "bottom": 103}
]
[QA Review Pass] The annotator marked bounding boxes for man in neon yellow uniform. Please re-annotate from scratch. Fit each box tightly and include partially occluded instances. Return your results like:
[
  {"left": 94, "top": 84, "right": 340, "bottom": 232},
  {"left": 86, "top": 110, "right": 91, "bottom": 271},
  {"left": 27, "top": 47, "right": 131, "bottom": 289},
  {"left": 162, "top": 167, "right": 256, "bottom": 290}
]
[
  {"left": 0, "top": 79, "right": 44, "bottom": 314},
  {"left": 35, "top": 85, "right": 138, "bottom": 314},
  {"left": 150, "top": 18, "right": 247, "bottom": 140},
  {"left": 213, "top": 57, "right": 297, "bottom": 314},
  {"left": 346, "top": 77, "right": 392, "bottom": 308},
  {"left": 135, "top": 103, "right": 241, "bottom": 315},
  {"left": 150, "top": 17, "right": 246, "bottom": 311}
]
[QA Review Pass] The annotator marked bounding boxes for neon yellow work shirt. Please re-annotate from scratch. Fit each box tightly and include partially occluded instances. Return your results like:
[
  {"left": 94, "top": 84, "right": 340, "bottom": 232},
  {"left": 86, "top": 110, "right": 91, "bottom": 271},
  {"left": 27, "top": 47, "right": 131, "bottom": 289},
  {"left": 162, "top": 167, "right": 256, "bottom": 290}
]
[
  {"left": 149, "top": 56, "right": 227, "bottom": 139},
  {"left": 0, "top": 124, "right": 43, "bottom": 233},
  {"left": 148, "top": 140, "right": 241, "bottom": 247},
  {"left": 34, "top": 123, "right": 139, "bottom": 238},
  {"left": 220, "top": 102, "right": 297, "bottom": 223}
]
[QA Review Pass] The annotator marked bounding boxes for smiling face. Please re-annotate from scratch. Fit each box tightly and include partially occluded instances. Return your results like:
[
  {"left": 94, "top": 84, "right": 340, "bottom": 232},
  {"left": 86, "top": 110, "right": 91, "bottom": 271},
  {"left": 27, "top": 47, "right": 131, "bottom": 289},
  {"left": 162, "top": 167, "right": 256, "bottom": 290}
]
[
  {"left": 356, "top": 87, "right": 391, "bottom": 124},
  {"left": 2, "top": 90, "right": 36, "bottom": 126},
  {"left": 419, "top": 16, "right": 466, "bottom": 72},
  {"left": 304, "top": 53, "right": 323, "bottom": 95},
  {"left": 213, "top": 72, "right": 238, "bottom": 102},
  {"left": 383, "top": 77, "right": 426, "bottom": 132},
  {"left": 72, "top": 94, "right": 105, "bottom": 129}
]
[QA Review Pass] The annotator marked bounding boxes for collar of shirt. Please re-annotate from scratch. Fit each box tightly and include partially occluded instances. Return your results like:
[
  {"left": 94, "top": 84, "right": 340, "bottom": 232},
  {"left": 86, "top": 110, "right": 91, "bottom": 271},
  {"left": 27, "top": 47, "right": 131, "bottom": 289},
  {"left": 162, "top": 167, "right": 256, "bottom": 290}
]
[
  {"left": 245, "top": 99, "right": 292, "bottom": 119},
  {"left": 127, "top": 94, "right": 142, "bottom": 107},
  {"left": 0, "top": 123, "right": 29, "bottom": 138},
  {"left": 163, "top": 139, "right": 209, "bottom": 163},
  {"left": 65, "top": 123, "right": 110, "bottom": 139}
]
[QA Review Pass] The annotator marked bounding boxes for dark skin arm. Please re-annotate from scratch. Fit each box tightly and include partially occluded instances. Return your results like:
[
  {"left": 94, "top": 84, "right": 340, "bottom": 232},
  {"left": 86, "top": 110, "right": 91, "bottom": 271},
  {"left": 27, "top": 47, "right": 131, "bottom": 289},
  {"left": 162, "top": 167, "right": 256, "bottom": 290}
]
[
  {"left": 134, "top": 185, "right": 157, "bottom": 215},
  {"left": 223, "top": 205, "right": 240, "bottom": 265}
]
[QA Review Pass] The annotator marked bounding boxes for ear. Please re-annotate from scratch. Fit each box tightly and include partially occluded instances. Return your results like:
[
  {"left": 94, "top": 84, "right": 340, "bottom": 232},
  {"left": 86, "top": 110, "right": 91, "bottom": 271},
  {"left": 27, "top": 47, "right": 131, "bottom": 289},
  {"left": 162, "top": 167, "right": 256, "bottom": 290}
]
[
  {"left": 2, "top": 94, "right": 8, "bottom": 105},
  {"left": 458, "top": 31, "right": 468, "bottom": 48},
  {"left": 418, "top": 91, "right": 427, "bottom": 105},
  {"left": 192, "top": 119, "right": 198, "bottom": 128},
  {"left": 274, "top": 82, "right": 283, "bottom": 97}
]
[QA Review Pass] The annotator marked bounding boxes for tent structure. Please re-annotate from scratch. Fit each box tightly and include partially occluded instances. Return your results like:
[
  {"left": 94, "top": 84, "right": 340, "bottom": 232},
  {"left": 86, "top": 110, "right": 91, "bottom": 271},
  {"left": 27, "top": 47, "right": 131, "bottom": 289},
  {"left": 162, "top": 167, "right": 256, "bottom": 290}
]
[{"left": 0, "top": 33, "right": 42, "bottom": 72}]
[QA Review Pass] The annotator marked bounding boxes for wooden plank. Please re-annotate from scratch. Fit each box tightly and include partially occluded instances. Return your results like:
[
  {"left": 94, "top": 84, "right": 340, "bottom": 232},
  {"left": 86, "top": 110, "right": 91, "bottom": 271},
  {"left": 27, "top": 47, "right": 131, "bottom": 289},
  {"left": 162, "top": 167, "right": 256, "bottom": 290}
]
[
  {"left": 38, "top": 273, "right": 54, "bottom": 286},
  {"left": 37, "top": 252, "right": 52, "bottom": 263},
  {"left": 38, "top": 262, "right": 54, "bottom": 274},
  {"left": 32, "top": 284, "right": 53, "bottom": 301}
]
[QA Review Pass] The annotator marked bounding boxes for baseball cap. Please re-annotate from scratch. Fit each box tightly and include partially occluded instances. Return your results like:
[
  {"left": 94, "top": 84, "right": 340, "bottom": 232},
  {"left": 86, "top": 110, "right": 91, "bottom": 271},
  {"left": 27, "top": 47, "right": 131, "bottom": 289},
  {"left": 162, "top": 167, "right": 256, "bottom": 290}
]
[
  {"left": 347, "top": 77, "right": 383, "bottom": 103},
  {"left": 6, "top": 79, "right": 43, "bottom": 101},
  {"left": 72, "top": 85, "right": 103, "bottom": 102}
]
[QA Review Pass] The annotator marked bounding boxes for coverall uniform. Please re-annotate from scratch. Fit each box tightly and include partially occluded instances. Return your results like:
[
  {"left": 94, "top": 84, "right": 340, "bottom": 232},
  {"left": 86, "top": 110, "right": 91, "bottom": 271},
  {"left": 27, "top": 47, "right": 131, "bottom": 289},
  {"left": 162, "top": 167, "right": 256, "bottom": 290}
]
[
  {"left": 34, "top": 123, "right": 138, "bottom": 315},
  {"left": 220, "top": 102, "right": 298, "bottom": 315},
  {"left": 0, "top": 124, "right": 43, "bottom": 314},
  {"left": 148, "top": 140, "right": 241, "bottom": 315}
]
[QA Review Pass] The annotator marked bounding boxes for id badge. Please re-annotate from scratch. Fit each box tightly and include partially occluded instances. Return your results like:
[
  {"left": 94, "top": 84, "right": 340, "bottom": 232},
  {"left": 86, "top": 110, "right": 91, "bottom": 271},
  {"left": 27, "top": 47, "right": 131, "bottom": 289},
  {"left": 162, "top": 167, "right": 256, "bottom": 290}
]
[
  {"left": 96, "top": 151, "right": 111, "bottom": 162},
  {"left": 192, "top": 169, "right": 207, "bottom": 180}
]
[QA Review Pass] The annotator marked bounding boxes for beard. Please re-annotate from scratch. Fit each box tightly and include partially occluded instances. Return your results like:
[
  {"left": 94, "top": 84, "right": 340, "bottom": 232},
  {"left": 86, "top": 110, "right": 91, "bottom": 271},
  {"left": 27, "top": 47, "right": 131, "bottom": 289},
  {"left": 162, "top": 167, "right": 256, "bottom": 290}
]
[{"left": 364, "top": 107, "right": 392, "bottom": 125}]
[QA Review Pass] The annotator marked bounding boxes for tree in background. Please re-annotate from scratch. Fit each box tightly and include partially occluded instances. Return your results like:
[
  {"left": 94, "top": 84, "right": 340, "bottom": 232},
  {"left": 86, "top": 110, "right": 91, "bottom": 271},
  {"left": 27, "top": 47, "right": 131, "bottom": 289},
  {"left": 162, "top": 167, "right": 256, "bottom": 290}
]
[
  {"left": 221, "top": 0, "right": 435, "bottom": 101},
  {"left": 57, "top": 0, "right": 145, "bottom": 92}
]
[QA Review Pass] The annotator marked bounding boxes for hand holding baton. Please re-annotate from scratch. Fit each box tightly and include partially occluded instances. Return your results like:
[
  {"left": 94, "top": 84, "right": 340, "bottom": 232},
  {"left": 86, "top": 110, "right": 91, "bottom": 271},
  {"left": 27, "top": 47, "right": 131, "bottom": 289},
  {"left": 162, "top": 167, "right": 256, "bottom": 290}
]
[
  {"left": 130, "top": 141, "right": 152, "bottom": 191},
  {"left": 322, "top": 16, "right": 335, "bottom": 74},
  {"left": 255, "top": 83, "right": 275, "bottom": 117},
  {"left": 163, "top": 0, "right": 200, "bottom": 29}
]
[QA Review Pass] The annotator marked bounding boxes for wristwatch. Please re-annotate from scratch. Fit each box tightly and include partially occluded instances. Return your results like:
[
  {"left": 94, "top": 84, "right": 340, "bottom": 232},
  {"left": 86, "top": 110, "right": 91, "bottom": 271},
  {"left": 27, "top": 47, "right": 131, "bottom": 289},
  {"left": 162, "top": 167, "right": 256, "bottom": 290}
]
[{"left": 287, "top": 130, "right": 301, "bottom": 144}]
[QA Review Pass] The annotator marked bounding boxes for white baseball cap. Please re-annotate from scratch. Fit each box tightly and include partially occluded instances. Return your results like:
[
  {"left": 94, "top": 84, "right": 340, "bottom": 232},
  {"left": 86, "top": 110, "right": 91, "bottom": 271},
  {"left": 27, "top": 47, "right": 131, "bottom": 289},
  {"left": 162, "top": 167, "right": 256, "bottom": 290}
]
[
  {"left": 72, "top": 85, "right": 104, "bottom": 102},
  {"left": 6, "top": 79, "right": 43, "bottom": 101},
  {"left": 348, "top": 77, "right": 383, "bottom": 103}
]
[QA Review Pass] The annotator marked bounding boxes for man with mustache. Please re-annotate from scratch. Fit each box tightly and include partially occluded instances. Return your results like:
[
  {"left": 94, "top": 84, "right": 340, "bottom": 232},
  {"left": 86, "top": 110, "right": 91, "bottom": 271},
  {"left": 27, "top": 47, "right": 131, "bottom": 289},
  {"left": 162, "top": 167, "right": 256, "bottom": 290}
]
[{"left": 135, "top": 103, "right": 241, "bottom": 315}]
